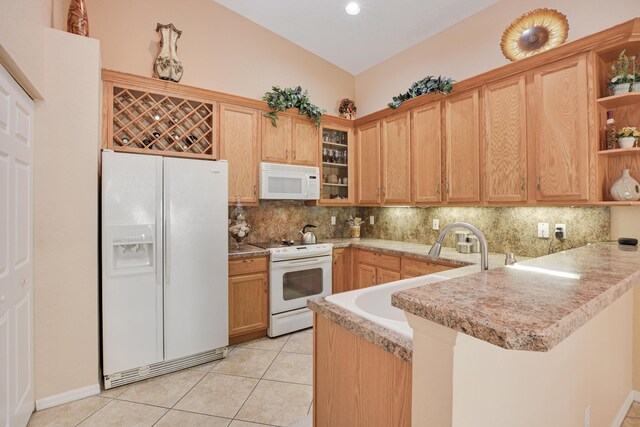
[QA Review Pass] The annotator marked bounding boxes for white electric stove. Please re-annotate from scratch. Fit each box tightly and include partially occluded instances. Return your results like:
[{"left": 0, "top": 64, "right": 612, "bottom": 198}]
[{"left": 254, "top": 242, "right": 333, "bottom": 336}]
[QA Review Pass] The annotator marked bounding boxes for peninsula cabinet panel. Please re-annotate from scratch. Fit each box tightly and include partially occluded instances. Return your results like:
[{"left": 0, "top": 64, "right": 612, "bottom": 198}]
[
  {"left": 261, "top": 115, "right": 292, "bottom": 163},
  {"left": 220, "top": 104, "right": 260, "bottom": 204},
  {"left": 444, "top": 90, "right": 481, "bottom": 203},
  {"left": 412, "top": 102, "right": 443, "bottom": 204},
  {"left": 483, "top": 76, "right": 528, "bottom": 202},
  {"left": 314, "top": 314, "right": 411, "bottom": 427},
  {"left": 357, "top": 122, "right": 382, "bottom": 204},
  {"left": 531, "top": 55, "right": 590, "bottom": 202},
  {"left": 332, "top": 248, "right": 353, "bottom": 294},
  {"left": 292, "top": 118, "right": 319, "bottom": 166},
  {"left": 381, "top": 112, "right": 411, "bottom": 204}
]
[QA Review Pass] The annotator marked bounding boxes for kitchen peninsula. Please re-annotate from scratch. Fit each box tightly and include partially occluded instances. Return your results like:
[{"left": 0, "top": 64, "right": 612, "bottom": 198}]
[{"left": 311, "top": 243, "right": 639, "bottom": 427}]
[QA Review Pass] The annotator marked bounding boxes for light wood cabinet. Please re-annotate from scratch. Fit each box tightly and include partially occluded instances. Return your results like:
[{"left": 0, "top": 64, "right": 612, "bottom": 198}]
[
  {"left": 220, "top": 104, "right": 260, "bottom": 204},
  {"left": 381, "top": 112, "right": 412, "bottom": 204},
  {"left": 292, "top": 118, "right": 319, "bottom": 166},
  {"left": 357, "top": 122, "right": 382, "bottom": 204},
  {"left": 412, "top": 102, "right": 443, "bottom": 204},
  {"left": 314, "top": 314, "right": 412, "bottom": 427},
  {"left": 228, "top": 256, "right": 269, "bottom": 343},
  {"left": 332, "top": 248, "right": 353, "bottom": 294},
  {"left": 378, "top": 268, "right": 401, "bottom": 284},
  {"left": 261, "top": 116, "right": 319, "bottom": 166},
  {"left": 483, "top": 76, "right": 528, "bottom": 203},
  {"left": 531, "top": 55, "right": 590, "bottom": 202},
  {"left": 261, "top": 115, "right": 291, "bottom": 163},
  {"left": 400, "top": 257, "right": 453, "bottom": 277},
  {"left": 357, "top": 250, "right": 401, "bottom": 287},
  {"left": 319, "top": 125, "right": 355, "bottom": 204},
  {"left": 444, "top": 89, "right": 481, "bottom": 203},
  {"left": 357, "top": 263, "right": 377, "bottom": 289}
]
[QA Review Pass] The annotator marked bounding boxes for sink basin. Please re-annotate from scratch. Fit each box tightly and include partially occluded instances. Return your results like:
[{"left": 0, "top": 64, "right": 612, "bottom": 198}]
[{"left": 326, "top": 274, "right": 450, "bottom": 338}]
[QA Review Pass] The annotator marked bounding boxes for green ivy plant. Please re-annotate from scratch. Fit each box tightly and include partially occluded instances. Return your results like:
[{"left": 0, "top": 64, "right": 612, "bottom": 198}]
[
  {"left": 388, "top": 76, "right": 455, "bottom": 109},
  {"left": 262, "top": 86, "right": 326, "bottom": 127}
]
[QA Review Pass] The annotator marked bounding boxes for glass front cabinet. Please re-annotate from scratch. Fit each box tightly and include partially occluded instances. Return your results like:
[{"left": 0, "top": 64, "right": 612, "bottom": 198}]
[{"left": 319, "top": 124, "right": 354, "bottom": 204}]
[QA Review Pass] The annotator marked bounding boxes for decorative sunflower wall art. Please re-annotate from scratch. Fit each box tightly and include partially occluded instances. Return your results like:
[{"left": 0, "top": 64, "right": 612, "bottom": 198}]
[{"left": 501, "top": 8, "right": 569, "bottom": 62}]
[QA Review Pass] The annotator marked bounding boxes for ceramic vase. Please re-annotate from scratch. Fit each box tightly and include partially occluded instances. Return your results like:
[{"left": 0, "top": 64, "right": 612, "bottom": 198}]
[
  {"left": 610, "top": 169, "right": 640, "bottom": 201},
  {"left": 67, "top": 0, "right": 89, "bottom": 37},
  {"left": 612, "top": 83, "right": 631, "bottom": 95},
  {"left": 155, "top": 23, "right": 183, "bottom": 83},
  {"left": 350, "top": 225, "right": 361, "bottom": 239},
  {"left": 618, "top": 137, "right": 636, "bottom": 149}
]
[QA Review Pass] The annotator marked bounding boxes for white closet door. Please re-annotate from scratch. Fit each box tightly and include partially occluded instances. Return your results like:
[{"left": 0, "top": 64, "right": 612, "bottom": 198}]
[{"left": 0, "top": 64, "right": 35, "bottom": 427}]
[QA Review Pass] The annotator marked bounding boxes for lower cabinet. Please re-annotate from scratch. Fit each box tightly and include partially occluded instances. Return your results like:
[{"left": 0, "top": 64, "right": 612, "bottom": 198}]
[
  {"left": 332, "top": 248, "right": 352, "bottom": 294},
  {"left": 356, "top": 250, "right": 401, "bottom": 288},
  {"left": 228, "top": 256, "right": 269, "bottom": 344}
]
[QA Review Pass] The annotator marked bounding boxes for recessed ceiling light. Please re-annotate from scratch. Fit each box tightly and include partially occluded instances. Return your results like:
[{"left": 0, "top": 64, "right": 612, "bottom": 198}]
[{"left": 345, "top": 2, "right": 360, "bottom": 15}]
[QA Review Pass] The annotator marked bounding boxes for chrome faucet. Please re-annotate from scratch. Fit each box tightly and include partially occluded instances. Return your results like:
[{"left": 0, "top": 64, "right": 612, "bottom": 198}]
[{"left": 428, "top": 222, "right": 489, "bottom": 271}]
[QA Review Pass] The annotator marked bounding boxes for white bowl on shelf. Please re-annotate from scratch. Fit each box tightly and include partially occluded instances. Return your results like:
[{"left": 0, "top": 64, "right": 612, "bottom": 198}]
[{"left": 618, "top": 137, "right": 636, "bottom": 149}]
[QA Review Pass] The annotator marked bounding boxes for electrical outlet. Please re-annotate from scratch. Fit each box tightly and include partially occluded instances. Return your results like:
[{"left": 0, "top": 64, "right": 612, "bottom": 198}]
[
  {"left": 369, "top": 216, "right": 375, "bottom": 225},
  {"left": 584, "top": 405, "right": 590, "bottom": 427},
  {"left": 330, "top": 216, "right": 336, "bottom": 226},
  {"left": 432, "top": 219, "right": 440, "bottom": 230},
  {"left": 555, "top": 224, "right": 567, "bottom": 239},
  {"left": 537, "top": 223, "right": 550, "bottom": 238}
]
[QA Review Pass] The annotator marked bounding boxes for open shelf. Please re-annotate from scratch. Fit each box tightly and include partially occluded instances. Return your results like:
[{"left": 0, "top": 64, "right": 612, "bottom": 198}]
[
  {"left": 598, "top": 147, "right": 640, "bottom": 157},
  {"left": 322, "top": 141, "right": 348, "bottom": 148},
  {"left": 323, "top": 183, "right": 348, "bottom": 187},
  {"left": 597, "top": 92, "right": 640, "bottom": 109},
  {"left": 322, "top": 162, "right": 348, "bottom": 168}
]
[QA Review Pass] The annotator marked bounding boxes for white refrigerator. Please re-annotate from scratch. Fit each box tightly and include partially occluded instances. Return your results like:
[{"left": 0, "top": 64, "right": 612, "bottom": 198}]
[{"left": 101, "top": 151, "right": 228, "bottom": 388}]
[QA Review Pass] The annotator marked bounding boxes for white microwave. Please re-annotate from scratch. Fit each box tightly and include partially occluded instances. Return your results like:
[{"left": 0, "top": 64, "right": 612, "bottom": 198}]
[{"left": 259, "top": 162, "right": 320, "bottom": 200}]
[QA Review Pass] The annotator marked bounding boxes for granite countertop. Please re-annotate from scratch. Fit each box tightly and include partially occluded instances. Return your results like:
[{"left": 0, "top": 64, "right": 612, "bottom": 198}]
[
  {"left": 228, "top": 244, "right": 270, "bottom": 259},
  {"left": 309, "top": 238, "right": 515, "bottom": 363},
  {"left": 392, "top": 243, "right": 640, "bottom": 352}
]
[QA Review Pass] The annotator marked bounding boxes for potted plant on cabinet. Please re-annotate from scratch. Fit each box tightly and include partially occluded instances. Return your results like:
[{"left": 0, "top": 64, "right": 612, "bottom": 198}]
[
  {"left": 617, "top": 126, "right": 640, "bottom": 149},
  {"left": 632, "top": 54, "right": 640, "bottom": 92},
  {"left": 609, "top": 50, "right": 634, "bottom": 95}
]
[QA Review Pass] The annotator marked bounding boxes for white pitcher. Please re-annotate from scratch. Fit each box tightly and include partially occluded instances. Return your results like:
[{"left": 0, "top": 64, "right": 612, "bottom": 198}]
[{"left": 155, "top": 23, "right": 183, "bottom": 83}]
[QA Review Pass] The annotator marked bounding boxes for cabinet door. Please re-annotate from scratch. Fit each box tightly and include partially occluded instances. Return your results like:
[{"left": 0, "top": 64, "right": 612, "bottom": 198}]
[
  {"left": 229, "top": 273, "right": 268, "bottom": 336},
  {"left": 291, "top": 118, "right": 319, "bottom": 166},
  {"left": 381, "top": 112, "right": 411, "bottom": 204},
  {"left": 261, "top": 115, "right": 291, "bottom": 164},
  {"left": 412, "top": 103, "right": 443, "bottom": 203},
  {"left": 357, "top": 122, "right": 382, "bottom": 204},
  {"left": 220, "top": 104, "right": 260, "bottom": 204},
  {"left": 532, "top": 55, "right": 590, "bottom": 201},
  {"left": 332, "top": 248, "right": 352, "bottom": 294},
  {"left": 444, "top": 90, "right": 481, "bottom": 203},
  {"left": 483, "top": 76, "right": 528, "bottom": 202},
  {"left": 357, "top": 264, "right": 377, "bottom": 289},
  {"left": 377, "top": 268, "right": 401, "bottom": 285}
]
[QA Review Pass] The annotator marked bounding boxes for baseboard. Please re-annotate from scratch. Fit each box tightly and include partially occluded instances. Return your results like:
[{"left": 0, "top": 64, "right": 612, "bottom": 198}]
[
  {"left": 35, "top": 383, "right": 100, "bottom": 411},
  {"left": 611, "top": 390, "right": 638, "bottom": 427}
]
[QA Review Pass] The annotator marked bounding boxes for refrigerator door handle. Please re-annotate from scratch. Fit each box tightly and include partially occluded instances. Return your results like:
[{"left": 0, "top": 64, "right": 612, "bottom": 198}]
[{"left": 164, "top": 166, "right": 171, "bottom": 287}]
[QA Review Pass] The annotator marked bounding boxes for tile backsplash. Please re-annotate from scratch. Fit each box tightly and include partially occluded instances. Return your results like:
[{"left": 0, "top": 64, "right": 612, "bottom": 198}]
[{"left": 231, "top": 202, "right": 610, "bottom": 258}]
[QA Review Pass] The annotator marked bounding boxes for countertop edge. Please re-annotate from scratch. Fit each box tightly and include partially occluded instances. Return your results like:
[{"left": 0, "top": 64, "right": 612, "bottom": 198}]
[{"left": 308, "top": 298, "right": 413, "bottom": 363}]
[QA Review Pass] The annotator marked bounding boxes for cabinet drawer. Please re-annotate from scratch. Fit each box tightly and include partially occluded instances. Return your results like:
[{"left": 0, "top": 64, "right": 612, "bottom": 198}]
[
  {"left": 229, "top": 256, "right": 268, "bottom": 276},
  {"left": 358, "top": 250, "right": 400, "bottom": 271},
  {"left": 401, "top": 258, "right": 452, "bottom": 277}
]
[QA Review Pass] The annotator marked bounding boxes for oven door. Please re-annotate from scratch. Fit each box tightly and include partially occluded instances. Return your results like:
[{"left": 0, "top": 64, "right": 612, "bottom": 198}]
[{"left": 270, "top": 256, "right": 332, "bottom": 315}]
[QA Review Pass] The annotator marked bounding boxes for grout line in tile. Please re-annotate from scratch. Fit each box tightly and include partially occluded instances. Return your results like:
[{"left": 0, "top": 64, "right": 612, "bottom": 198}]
[{"left": 72, "top": 397, "right": 115, "bottom": 427}]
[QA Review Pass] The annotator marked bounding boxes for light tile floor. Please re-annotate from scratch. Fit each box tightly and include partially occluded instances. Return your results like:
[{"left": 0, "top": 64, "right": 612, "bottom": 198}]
[
  {"left": 624, "top": 402, "right": 640, "bottom": 426},
  {"left": 28, "top": 329, "right": 314, "bottom": 427}
]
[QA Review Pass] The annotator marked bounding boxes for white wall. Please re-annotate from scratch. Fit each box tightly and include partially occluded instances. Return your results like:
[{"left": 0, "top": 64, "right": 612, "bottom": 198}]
[
  {"left": 33, "top": 28, "right": 101, "bottom": 401},
  {"left": 355, "top": 0, "right": 640, "bottom": 115}
]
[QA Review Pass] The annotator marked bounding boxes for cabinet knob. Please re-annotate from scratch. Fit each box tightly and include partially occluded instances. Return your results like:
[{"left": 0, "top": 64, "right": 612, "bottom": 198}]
[
  {"left": 243, "top": 259, "right": 254, "bottom": 263},
  {"left": 520, "top": 176, "right": 526, "bottom": 191},
  {"left": 436, "top": 183, "right": 441, "bottom": 194},
  {"left": 253, "top": 184, "right": 257, "bottom": 195},
  {"left": 536, "top": 175, "right": 541, "bottom": 191},
  {"left": 445, "top": 182, "right": 450, "bottom": 194},
  {"left": 292, "top": 150, "right": 296, "bottom": 160},
  {"left": 285, "top": 149, "right": 289, "bottom": 159}
]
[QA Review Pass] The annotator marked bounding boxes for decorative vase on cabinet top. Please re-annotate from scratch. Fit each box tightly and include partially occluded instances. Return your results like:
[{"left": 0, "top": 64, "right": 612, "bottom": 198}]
[
  {"left": 610, "top": 169, "right": 640, "bottom": 201},
  {"left": 67, "top": 0, "right": 89, "bottom": 36},
  {"left": 155, "top": 23, "right": 183, "bottom": 83}
]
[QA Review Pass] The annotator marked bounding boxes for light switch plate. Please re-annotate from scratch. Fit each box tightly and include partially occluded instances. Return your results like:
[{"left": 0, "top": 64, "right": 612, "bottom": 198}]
[
  {"left": 369, "top": 216, "right": 375, "bottom": 225},
  {"left": 538, "top": 223, "right": 550, "bottom": 238},
  {"left": 331, "top": 216, "right": 336, "bottom": 225},
  {"left": 432, "top": 219, "right": 440, "bottom": 230}
]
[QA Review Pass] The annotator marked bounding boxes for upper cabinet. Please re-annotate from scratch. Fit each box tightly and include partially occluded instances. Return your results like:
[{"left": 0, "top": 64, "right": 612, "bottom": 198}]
[
  {"left": 411, "top": 102, "right": 442, "bottom": 204},
  {"left": 381, "top": 112, "right": 412, "bottom": 204},
  {"left": 261, "top": 116, "right": 319, "bottom": 167},
  {"left": 320, "top": 125, "right": 354, "bottom": 204},
  {"left": 220, "top": 104, "right": 260, "bottom": 205},
  {"left": 483, "top": 76, "right": 528, "bottom": 203},
  {"left": 357, "top": 122, "right": 382, "bottom": 204},
  {"left": 444, "top": 89, "right": 481, "bottom": 203},
  {"left": 531, "top": 55, "right": 590, "bottom": 202}
]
